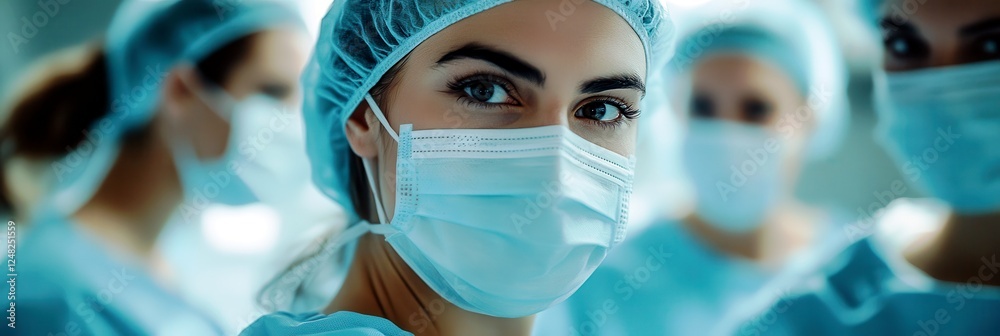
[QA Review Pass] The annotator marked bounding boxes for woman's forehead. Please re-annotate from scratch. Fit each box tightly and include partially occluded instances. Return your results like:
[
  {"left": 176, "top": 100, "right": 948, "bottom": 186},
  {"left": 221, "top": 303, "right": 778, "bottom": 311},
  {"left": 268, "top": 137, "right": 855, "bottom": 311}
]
[
  {"left": 880, "top": 0, "right": 1000, "bottom": 34},
  {"left": 692, "top": 56, "right": 797, "bottom": 92},
  {"left": 408, "top": 0, "right": 647, "bottom": 84}
]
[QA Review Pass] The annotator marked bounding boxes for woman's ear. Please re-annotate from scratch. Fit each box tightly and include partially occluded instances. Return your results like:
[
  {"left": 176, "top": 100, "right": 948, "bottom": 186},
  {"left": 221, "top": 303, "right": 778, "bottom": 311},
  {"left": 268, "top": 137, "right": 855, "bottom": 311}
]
[
  {"left": 160, "top": 67, "right": 197, "bottom": 123},
  {"left": 159, "top": 66, "right": 231, "bottom": 158},
  {"left": 345, "top": 102, "right": 379, "bottom": 159}
]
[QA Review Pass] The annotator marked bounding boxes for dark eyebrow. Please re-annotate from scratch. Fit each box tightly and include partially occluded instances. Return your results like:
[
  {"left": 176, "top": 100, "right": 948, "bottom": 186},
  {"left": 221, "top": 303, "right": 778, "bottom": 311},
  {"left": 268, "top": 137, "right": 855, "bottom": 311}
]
[
  {"left": 879, "top": 18, "right": 918, "bottom": 34},
  {"left": 436, "top": 43, "right": 545, "bottom": 86},
  {"left": 579, "top": 74, "right": 645, "bottom": 95},
  {"left": 959, "top": 17, "right": 1000, "bottom": 37}
]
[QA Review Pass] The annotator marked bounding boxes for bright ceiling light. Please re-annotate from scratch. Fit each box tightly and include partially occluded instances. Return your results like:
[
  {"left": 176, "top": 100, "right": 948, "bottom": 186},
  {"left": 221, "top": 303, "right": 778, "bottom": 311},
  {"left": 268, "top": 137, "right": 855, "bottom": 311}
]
[{"left": 201, "top": 203, "right": 281, "bottom": 255}]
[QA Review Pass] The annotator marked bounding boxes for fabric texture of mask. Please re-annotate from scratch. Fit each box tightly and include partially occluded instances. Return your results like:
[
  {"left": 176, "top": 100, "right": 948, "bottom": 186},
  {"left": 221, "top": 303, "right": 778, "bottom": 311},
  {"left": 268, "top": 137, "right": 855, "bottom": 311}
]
[
  {"left": 302, "top": 0, "right": 673, "bottom": 223},
  {"left": 38, "top": 0, "right": 303, "bottom": 217},
  {"left": 873, "top": 61, "right": 1000, "bottom": 214},
  {"left": 663, "top": 0, "right": 849, "bottom": 161},
  {"left": 681, "top": 120, "right": 784, "bottom": 233},
  {"left": 344, "top": 96, "right": 635, "bottom": 318}
]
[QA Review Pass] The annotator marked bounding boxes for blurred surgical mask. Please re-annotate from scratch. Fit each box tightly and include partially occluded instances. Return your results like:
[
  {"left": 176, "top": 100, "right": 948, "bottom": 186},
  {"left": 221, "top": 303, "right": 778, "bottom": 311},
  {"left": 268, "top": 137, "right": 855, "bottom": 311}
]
[
  {"left": 228, "top": 97, "right": 316, "bottom": 207},
  {"left": 682, "top": 119, "right": 785, "bottom": 233},
  {"left": 874, "top": 61, "right": 1000, "bottom": 214},
  {"left": 173, "top": 76, "right": 261, "bottom": 206}
]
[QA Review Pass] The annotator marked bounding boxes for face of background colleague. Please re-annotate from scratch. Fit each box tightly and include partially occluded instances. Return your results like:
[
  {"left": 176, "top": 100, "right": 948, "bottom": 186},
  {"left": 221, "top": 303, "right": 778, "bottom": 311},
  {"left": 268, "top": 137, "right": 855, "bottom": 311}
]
[{"left": 877, "top": 0, "right": 1000, "bottom": 71}]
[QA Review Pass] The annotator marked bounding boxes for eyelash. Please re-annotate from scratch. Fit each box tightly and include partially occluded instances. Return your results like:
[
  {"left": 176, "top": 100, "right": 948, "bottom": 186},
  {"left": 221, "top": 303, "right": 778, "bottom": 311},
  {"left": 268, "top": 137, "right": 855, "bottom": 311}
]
[
  {"left": 445, "top": 72, "right": 520, "bottom": 109},
  {"left": 445, "top": 72, "right": 641, "bottom": 128},
  {"left": 581, "top": 97, "right": 641, "bottom": 129}
]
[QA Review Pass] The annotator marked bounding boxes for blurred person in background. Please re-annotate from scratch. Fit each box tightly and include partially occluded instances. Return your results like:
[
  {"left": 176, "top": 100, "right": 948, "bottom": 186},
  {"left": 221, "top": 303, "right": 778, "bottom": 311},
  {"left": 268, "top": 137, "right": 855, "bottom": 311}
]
[
  {"left": 242, "top": 0, "right": 672, "bottom": 335},
  {"left": 0, "top": 0, "right": 307, "bottom": 334},
  {"left": 730, "top": 0, "right": 1000, "bottom": 334},
  {"left": 533, "top": 0, "right": 851, "bottom": 335}
]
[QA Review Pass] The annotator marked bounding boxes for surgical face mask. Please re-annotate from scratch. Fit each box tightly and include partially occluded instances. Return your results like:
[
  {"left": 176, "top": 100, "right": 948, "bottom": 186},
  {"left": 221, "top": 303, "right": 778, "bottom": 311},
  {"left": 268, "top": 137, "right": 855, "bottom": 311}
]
[
  {"left": 681, "top": 119, "right": 784, "bottom": 233},
  {"left": 226, "top": 97, "right": 309, "bottom": 206},
  {"left": 335, "top": 94, "right": 635, "bottom": 318},
  {"left": 873, "top": 61, "right": 1000, "bottom": 214},
  {"left": 172, "top": 78, "right": 268, "bottom": 207}
]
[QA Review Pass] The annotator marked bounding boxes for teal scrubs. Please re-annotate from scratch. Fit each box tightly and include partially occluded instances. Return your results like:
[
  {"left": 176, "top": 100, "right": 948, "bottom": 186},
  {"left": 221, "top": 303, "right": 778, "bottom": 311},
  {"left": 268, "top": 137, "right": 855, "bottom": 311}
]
[
  {"left": 534, "top": 218, "right": 844, "bottom": 336},
  {"left": 730, "top": 199, "right": 1000, "bottom": 335},
  {"left": 240, "top": 311, "right": 412, "bottom": 335},
  {"left": 16, "top": 214, "right": 222, "bottom": 335}
]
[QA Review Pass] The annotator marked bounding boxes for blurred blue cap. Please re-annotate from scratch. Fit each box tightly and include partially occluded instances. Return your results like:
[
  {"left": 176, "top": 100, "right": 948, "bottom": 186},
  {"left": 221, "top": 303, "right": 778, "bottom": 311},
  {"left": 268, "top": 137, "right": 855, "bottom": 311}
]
[
  {"left": 43, "top": 0, "right": 304, "bottom": 216},
  {"left": 663, "top": 0, "right": 850, "bottom": 160}
]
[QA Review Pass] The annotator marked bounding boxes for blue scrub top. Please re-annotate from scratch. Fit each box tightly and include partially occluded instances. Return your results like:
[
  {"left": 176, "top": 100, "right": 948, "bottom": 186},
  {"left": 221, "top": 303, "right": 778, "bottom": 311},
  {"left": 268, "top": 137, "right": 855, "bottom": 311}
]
[
  {"left": 240, "top": 311, "right": 412, "bottom": 335},
  {"left": 534, "top": 217, "right": 845, "bottom": 336},
  {"left": 729, "top": 199, "right": 1000, "bottom": 335},
  {"left": 15, "top": 214, "right": 222, "bottom": 335}
]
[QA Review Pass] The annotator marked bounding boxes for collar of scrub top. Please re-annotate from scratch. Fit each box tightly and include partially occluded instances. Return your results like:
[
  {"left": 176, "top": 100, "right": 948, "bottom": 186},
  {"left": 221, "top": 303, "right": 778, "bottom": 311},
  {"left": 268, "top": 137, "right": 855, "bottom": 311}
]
[{"left": 33, "top": 0, "right": 304, "bottom": 219}]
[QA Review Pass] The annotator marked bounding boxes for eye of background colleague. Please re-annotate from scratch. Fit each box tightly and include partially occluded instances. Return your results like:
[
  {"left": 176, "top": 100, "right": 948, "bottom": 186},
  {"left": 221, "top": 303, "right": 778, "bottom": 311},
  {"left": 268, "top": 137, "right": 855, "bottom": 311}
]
[
  {"left": 222, "top": 29, "right": 308, "bottom": 104},
  {"left": 878, "top": 0, "right": 1000, "bottom": 71},
  {"left": 742, "top": 97, "right": 772, "bottom": 123},
  {"left": 686, "top": 55, "right": 801, "bottom": 128},
  {"left": 690, "top": 93, "right": 715, "bottom": 119},
  {"left": 687, "top": 92, "right": 776, "bottom": 125}
]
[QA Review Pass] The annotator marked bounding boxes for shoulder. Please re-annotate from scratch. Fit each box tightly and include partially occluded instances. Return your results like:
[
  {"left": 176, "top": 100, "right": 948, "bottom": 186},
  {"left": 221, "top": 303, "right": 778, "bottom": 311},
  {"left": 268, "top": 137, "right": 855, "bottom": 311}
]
[
  {"left": 19, "top": 218, "right": 222, "bottom": 334},
  {"left": 241, "top": 311, "right": 412, "bottom": 336},
  {"left": 605, "top": 219, "right": 685, "bottom": 265},
  {"left": 721, "top": 237, "right": 889, "bottom": 335}
]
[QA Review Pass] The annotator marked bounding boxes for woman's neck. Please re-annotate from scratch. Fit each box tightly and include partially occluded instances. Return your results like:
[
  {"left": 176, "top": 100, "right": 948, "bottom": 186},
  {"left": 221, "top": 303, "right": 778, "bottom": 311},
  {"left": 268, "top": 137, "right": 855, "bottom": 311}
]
[
  {"left": 905, "top": 211, "right": 1000, "bottom": 287},
  {"left": 683, "top": 201, "right": 818, "bottom": 267},
  {"left": 325, "top": 233, "right": 533, "bottom": 336},
  {"left": 74, "top": 132, "right": 182, "bottom": 263}
]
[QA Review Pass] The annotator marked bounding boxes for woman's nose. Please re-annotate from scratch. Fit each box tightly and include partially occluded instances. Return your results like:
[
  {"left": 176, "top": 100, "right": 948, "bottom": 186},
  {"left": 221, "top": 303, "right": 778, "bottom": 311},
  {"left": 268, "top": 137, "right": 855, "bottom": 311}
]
[{"left": 526, "top": 100, "right": 571, "bottom": 128}]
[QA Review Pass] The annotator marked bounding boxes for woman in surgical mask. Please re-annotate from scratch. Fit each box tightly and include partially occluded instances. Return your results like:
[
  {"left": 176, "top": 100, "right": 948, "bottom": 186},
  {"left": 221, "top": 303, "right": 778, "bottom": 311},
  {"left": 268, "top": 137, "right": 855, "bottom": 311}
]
[
  {"left": 728, "top": 0, "right": 1000, "bottom": 334},
  {"left": 532, "top": 1, "right": 851, "bottom": 335},
  {"left": 1, "top": 0, "right": 307, "bottom": 334},
  {"left": 243, "top": 0, "right": 671, "bottom": 335}
]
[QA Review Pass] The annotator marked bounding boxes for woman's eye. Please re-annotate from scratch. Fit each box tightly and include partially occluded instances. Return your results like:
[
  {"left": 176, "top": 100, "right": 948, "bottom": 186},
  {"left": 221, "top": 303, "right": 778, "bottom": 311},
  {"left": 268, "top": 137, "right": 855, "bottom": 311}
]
[
  {"left": 966, "top": 35, "right": 1000, "bottom": 62},
  {"left": 743, "top": 98, "right": 771, "bottom": 123},
  {"left": 883, "top": 34, "right": 929, "bottom": 60},
  {"left": 260, "top": 83, "right": 291, "bottom": 100},
  {"left": 462, "top": 80, "right": 510, "bottom": 104},
  {"left": 985, "top": 38, "right": 1000, "bottom": 56},
  {"left": 575, "top": 101, "right": 622, "bottom": 122},
  {"left": 690, "top": 93, "right": 714, "bottom": 118}
]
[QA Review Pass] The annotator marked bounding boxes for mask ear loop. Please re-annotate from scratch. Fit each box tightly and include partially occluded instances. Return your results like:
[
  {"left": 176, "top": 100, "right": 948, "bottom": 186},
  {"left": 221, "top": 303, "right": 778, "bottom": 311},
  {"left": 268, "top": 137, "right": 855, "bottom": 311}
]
[
  {"left": 364, "top": 94, "right": 399, "bottom": 142},
  {"left": 362, "top": 158, "right": 389, "bottom": 225},
  {"left": 360, "top": 94, "right": 398, "bottom": 224},
  {"left": 176, "top": 64, "right": 237, "bottom": 121}
]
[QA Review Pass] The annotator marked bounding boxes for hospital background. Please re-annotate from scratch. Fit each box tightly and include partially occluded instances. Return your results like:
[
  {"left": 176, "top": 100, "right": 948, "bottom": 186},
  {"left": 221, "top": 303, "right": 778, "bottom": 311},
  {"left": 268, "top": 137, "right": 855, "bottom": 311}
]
[{"left": 0, "top": 0, "right": 920, "bottom": 333}]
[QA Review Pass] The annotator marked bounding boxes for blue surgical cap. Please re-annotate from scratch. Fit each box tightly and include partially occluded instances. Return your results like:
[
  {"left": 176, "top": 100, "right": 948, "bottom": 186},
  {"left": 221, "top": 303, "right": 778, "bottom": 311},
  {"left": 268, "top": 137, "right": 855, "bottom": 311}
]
[
  {"left": 676, "top": 26, "right": 811, "bottom": 96},
  {"left": 44, "top": 0, "right": 303, "bottom": 215},
  {"left": 304, "top": 0, "right": 675, "bottom": 221},
  {"left": 857, "top": 0, "right": 885, "bottom": 29},
  {"left": 664, "top": 0, "right": 850, "bottom": 160}
]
